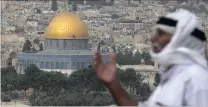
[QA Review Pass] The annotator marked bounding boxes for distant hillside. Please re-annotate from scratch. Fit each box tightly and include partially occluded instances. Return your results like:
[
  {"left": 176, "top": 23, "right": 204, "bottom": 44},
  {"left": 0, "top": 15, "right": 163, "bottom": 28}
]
[{"left": 168, "top": 4, "right": 208, "bottom": 14}]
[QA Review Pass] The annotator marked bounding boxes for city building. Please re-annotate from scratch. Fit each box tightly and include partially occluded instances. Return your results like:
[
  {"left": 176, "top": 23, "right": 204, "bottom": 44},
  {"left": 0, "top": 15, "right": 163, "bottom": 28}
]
[{"left": 17, "top": 12, "right": 109, "bottom": 74}]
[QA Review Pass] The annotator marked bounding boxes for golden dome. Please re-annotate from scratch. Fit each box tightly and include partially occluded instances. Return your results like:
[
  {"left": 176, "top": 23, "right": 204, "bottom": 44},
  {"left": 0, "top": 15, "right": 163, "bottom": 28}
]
[{"left": 45, "top": 12, "right": 88, "bottom": 39}]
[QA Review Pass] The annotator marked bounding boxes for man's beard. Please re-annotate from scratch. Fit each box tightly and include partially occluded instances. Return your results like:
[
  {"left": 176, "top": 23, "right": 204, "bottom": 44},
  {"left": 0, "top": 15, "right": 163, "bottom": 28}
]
[{"left": 152, "top": 43, "right": 162, "bottom": 53}]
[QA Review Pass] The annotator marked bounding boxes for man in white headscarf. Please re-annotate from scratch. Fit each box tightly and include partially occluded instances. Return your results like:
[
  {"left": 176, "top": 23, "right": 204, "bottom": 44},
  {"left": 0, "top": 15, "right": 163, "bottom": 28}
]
[{"left": 93, "top": 9, "right": 208, "bottom": 106}]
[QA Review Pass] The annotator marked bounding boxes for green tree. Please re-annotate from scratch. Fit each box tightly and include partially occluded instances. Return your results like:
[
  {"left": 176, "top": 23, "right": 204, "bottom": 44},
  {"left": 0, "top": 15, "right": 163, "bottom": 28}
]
[
  {"left": 36, "top": 8, "right": 41, "bottom": 14},
  {"left": 117, "top": 68, "right": 147, "bottom": 98},
  {"left": 138, "top": 83, "right": 151, "bottom": 101},
  {"left": 51, "top": 72, "right": 68, "bottom": 93},
  {"left": 39, "top": 43, "right": 43, "bottom": 51},
  {"left": 120, "top": 68, "right": 137, "bottom": 91},
  {"left": 67, "top": 69, "right": 86, "bottom": 92},
  {"left": 17, "top": 74, "right": 30, "bottom": 99},
  {"left": 68, "top": 68, "right": 105, "bottom": 93},
  {"left": 1, "top": 67, "right": 18, "bottom": 93},
  {"left": 68, "top": 0, "right": 72, "bottom": 5},
  {"left": 154, "top": 72, "right": 160, "bottom": 87},
  {"left": 141, "top": 51, "right": 153, "bottom": 65},
  {"left": 27, "top": 67, "right": 150, "bottom": 106},
  {"left": 39, "top": 72, "right": 52, "bottom": 93},
  {"left": 141, "top": 51, "right": 149, "bottom": 59},
  {"left": 116, "top": 50, "right": 123, "bottom": 65},
  {"left": 72, "top": 3, "right": 78, "bottom": 11},
  {"left": 133, "top": 51, "right": 141, "bottom": 65},
  {"left": 8, "top": 91, "right": 18, "bottom": 101},
  {"left": 123, "top": 51, "right": 133, "bottom": 65},
  {"left": 1, "top": 95, "right": 11, "bottom": 104},
  {"left": 31, "top": 47, "right": 37, "bottom": 52},
  {"left": 22, "top": 40, "right": 32, "bottom": 52},
  {"left": 51, "top": 0, "right": 58, "bottom": 12},
  {"left": 33, "top": 38, "right": 40, "bottom": 44},
  {"left": 24, "top": 64, "right": 42, "bottom": 95},
  {"left": 7, "top": 51, "right": 17, "bottom": 66}
]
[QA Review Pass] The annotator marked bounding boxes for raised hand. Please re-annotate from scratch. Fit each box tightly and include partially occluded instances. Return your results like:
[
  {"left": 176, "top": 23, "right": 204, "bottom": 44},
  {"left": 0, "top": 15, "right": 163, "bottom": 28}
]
[
  {"left": 93, "top": 50, "right": 117, "bottom": 84},
  {"left": 93, "top": 50, "right": 137, "bottom": 106}
]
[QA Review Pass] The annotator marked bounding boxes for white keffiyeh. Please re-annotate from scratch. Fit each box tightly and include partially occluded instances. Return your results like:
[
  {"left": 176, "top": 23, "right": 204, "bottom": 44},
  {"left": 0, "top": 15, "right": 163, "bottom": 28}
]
[{"left": 150, "top": 9, "right": 207, "bottom": 74}]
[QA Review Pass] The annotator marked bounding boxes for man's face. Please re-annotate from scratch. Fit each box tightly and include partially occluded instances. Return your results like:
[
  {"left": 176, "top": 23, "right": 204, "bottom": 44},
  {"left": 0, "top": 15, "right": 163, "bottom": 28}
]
[{"left": 151, "top": 29, "right": 172, "bottom": 53}]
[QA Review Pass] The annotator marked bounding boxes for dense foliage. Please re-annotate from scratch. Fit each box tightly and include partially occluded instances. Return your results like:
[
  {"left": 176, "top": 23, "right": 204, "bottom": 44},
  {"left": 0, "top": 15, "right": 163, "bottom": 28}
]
[
  {"left": 1, "top": 65, "right": 153, "bottom": 106},
  {"left": 116, "top": 50, "right": 153, "bottom": 65},
  {"left": 22, "top": 39, "right": 44, "bottom": 52},
  {"left": 22, "top": 40, "right": 32, "bottom": 52},
  {"left": 153, "top": 72, "right": 160, "bottom": 87}
]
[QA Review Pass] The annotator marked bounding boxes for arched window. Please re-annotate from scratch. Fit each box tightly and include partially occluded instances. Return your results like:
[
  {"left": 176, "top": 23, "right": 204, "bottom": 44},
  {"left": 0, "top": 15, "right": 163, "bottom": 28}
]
[
  {"left": 61, "top": 62, "right": 65, "bottom": 69},
  {"left": 76, "top": 43, "right": 81, "bottom": 48},
  {"left": 31, "top": 60, "right": 34, "bottom": 64},
  {"left": 27, "top": 60, "right": 30, "bottom": 65},
  {"left": 63, "top": 40, "right": 67, "bottom": 48},
  {"left": 56, "top": 40, "right": 59, "bottom": 47},
  {"left": 50, "top": 40, "right": 52, "bottom": 46},
  {"left": 28, "top": 60, "right": 30, "bottom": 65},
  {"left": 56, "top": 62, "right": 60, "bottom": 69},
  {"left": 67, "top": 62, "right": 70, "bottom": 69},
  {"left": 81, "top": 62, "right": 85, "bottom": 69},
  {"left": 77, "top": 62, "right": 80, "bottom": 69},
  {"left": 51, "top": 62, "right": 54, "bottom": 69},
  {"left": 46, "top": 62, "right": 49, "bottom": 69},
  {"left": 40, "top": 61, "right": 44, "bottom": 68}
]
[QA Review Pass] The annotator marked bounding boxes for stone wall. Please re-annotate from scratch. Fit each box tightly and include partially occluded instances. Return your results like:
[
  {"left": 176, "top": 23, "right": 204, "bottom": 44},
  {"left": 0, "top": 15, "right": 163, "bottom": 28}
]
[{"left": 17, "top": 53, "right": 110, "bottom": 73}]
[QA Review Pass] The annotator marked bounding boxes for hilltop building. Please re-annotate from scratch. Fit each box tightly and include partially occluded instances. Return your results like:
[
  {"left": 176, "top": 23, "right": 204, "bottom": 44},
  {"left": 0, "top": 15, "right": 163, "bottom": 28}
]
[{"left": 17, "top": 12, "right": 109, "bottom": 74}]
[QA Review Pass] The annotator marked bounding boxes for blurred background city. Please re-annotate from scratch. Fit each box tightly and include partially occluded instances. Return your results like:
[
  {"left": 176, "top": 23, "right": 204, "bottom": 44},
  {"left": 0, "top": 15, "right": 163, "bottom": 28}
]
[{"left": 1, "top": 0, "right": 208, "bottom": 106}]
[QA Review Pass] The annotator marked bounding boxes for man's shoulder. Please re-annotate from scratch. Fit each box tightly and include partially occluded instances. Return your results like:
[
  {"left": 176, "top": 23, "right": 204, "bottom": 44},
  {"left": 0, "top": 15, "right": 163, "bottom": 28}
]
[
  {"left": 171, "top": 64, "right": 208, "bottom": 79},
  {"left": 175, "top": 64, "right": 208, "bottom": 75},
  {"left": 176, "top": 64, "right": 208, "bottom": 89}
]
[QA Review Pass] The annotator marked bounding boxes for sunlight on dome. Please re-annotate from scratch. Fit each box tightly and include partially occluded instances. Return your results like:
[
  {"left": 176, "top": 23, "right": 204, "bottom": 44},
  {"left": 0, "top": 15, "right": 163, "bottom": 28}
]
[{"left": 45, "top": 12, "right": 88, "bottom": 39}]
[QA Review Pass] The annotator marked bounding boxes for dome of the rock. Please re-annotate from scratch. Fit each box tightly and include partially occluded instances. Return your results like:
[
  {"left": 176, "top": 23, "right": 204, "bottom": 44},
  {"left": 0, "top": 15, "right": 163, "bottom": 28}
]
[{"left": 45, "top": 12, "right": 88, "bottom": 39}]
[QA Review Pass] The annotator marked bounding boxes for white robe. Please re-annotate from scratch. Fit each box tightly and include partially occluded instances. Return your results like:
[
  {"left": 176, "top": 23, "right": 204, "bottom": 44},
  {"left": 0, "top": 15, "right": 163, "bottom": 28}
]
[
  {"left": 140, "top": 63, "right": 208, "bottom": 106},
  {"left": 142, "top": 9, "right": 208, "bottom": 107}
]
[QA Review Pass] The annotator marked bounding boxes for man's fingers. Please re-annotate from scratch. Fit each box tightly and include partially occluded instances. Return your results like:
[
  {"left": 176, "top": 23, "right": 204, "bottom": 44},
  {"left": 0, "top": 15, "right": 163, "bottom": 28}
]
[
  {"left": 110, "top": 52, "right": 116, "bottom": 65},
  {"left": 95, "top": 50, "right": 101, "bottom": 58},
  {"left": 93, "top": 50, "right": 103, "bottom": 69}
]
